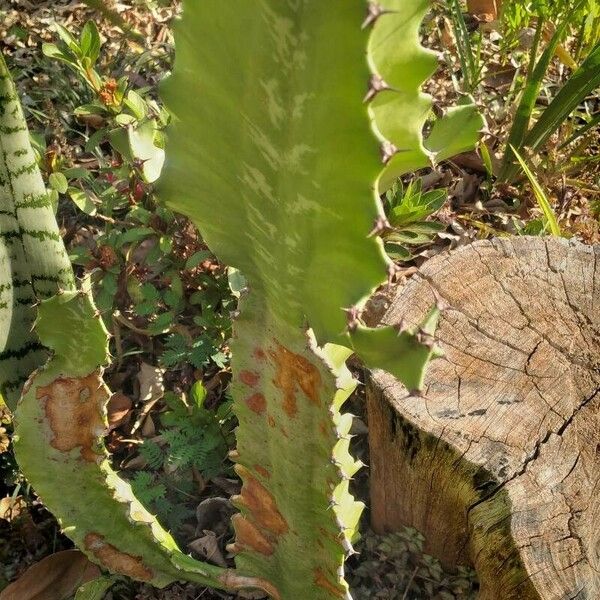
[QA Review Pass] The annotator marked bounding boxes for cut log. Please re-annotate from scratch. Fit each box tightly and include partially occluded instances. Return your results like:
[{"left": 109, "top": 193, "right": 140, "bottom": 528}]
[{"left": 367, "top": 237, "right": 600, "bottom": 600}]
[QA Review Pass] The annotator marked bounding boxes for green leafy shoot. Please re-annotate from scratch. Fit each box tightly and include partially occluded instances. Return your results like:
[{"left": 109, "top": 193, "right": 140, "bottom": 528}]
[
  {"left": 133, "top": 387, "right": 235, "bottom": 531},
  {"left": 44, "top": 20, "right": 168, "bottom": 187},
  {"left": 382, "top": 179, "right": 446, "bottom": 261},
  {"left": 511, "top": 146, "right": 562, "bottom": 236}
]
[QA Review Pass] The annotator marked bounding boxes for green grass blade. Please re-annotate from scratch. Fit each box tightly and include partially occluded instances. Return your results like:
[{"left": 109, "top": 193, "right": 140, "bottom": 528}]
[
  {"left": 499, "top": 19, "right": 567, "bottom": 181},
  {"left": 523, "top": 40, "right": 600, "bottom": 155},
  {"left": 447, "top": 0, "right": 477, "bottom": 91},
  {"left": 510, "top": 145, "right": 561, "bottom": 236},
  {"left": 559, "top": 111, "right": 600, "bottom": 148}
]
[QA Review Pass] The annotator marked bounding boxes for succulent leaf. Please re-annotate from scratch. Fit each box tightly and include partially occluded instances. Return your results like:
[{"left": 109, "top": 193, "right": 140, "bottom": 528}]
[
  {"left": 0, "top": 53, "right": 75, "bottom": 407},
  {"left": 14, "top": 291, "right": 236, "bottom": 591},
  {"left": 159, "top": 1, "right": 480, "bottom": 598}
]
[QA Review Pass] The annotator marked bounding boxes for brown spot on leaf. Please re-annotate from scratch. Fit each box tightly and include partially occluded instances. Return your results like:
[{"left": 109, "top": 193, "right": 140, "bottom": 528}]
[
  {"left": 38, "top": 372, "right": 108, "bottom": 462},
  {"left": 240, "top": 370, "right": 260, "bottom": 387},
  {"left": 314, "top": 568, "right": 345, "bottom": 597},
  {"left": 267, "top": 415, "right": 276, "bottom": 428},
  {"left": 254, "top": 348, "right": 266, "bottom": 361},
  {"left": 245, "top": 393, "right": 266, "bottom": 415},
  {"left": 270, "top": 342, "right": 322, "bottom": 418},
  {"left": 235, "top": 466, "right": 288, "bottom": 535},
  {"left": 231, "top": 514, "right": 274, "bottom": 556},
  {"left": 254, "top": 465, "right": 271, "bottom": 479},
  {"left": 319, "top": 421, "right": 329, "bottom": 437},
  {"left": 84, "top": 533, "right": 153, "bottom": 581}
]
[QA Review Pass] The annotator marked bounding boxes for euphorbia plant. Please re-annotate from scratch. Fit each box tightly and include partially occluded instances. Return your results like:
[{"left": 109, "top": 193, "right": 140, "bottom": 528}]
[{"left": 6, "top": 1, "right": 482, "bottom": 598}]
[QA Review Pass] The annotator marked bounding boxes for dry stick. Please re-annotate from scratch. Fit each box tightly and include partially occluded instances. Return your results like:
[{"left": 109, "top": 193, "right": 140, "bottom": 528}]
[{"left": 401, "top": 565, "right": 420, "bottom": 600}]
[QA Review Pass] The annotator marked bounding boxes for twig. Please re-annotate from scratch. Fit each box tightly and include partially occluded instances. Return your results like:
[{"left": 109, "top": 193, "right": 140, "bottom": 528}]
[{"left": 401, "top": 565, "right": 420, "bottom": 600}]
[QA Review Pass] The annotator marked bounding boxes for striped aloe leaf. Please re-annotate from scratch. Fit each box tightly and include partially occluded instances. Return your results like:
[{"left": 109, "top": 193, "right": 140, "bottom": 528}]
[{"left": 0, "top": 53, "right": 74, "bottom": 407}]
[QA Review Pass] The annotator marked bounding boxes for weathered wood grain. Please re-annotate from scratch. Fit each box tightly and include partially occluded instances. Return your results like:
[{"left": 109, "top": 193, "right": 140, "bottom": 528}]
[{"left": 368, "top": 237, "right": 600, "bottom": 600}]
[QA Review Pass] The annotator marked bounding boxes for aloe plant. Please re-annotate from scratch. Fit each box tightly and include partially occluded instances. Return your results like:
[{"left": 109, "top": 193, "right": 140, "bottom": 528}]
[
  {"left": 6, "top": 2, "right": 482, "bottom": 598},
  {"left": 0, "top": 54, "right": 75, "bottom": 407}
]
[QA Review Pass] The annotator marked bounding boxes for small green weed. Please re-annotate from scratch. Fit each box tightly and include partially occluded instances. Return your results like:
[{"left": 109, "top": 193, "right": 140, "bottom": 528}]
[
  {"left": 382, "top": 179, "right": 446, "bottom": 261},
  {"left": 348, "top": 528, "right": 478, "bottom": 599},
  {"left": 131, "top": 384, "right": 235, "bottom": 532}
]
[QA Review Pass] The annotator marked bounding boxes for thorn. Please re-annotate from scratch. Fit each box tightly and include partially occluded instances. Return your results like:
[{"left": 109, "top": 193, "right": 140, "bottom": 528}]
[
  {"left": 416, "top": 329, "right": 436, "bottom": 348},
  {"left": 362, "top": 2, "right": 385, "bottom": 29},
  {"left": 381, "top": 141, "right": 398, "bottom": 164},
  {"left": 387, "top": 262, "right": 400, "bottom": 284},
  {"left": 393, "top": 318, "right": 406, "bottom": 335},
  {"left": 363, "top": 74, "right": 391, "bottom": 103},
  {"left": 342, "top": 305, "right": 361, "bottom": 332},
  {"left": 344, "top": 542, "right": 358, "bottom": 556},
  {"left": 368, "top": 215, "right": 392, "bottom": 237},
  {"left": 430, "top": 287, "right": 451, "bottom": 311},
  {"left": 226, "top": 542, "right": 239, "bottom": 555}
]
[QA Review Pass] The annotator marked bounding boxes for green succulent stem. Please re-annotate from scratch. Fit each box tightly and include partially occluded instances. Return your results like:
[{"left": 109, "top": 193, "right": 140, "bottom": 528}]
[{"left": 5, "top": 2, "right": 483, "bottom": 598}]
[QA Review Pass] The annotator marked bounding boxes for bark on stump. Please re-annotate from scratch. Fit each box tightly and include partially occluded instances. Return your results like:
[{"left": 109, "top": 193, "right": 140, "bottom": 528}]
[{"left": 367, "top": 237, "right": 600, "bottom": 600}]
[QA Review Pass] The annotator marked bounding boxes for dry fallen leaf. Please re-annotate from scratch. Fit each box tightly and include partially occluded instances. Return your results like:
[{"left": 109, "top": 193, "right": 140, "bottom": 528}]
[
  {"left": 188, "top": 531, "right": 228, "bottom": 567},
  {"left": 466, "top": 0, "right": 500, "bottom": 20},
  {"left": 107, "top": 392, "right": 132, "bottom": 431},
  {"left": 137, "top": 362, "right": 165, "bottom": 404},
  {"left": 0, "top": 427, "right": 9, "bottom": 453},
  {"left": 0, "top": 496, "right": 26, "bottom": 522},
  {"left": 0, "top": 550, "right": 100, "bottom": 600},
  {"left": 131, "top": 362, "right": 165, "bottom": 434},
  {"left": 195, "top": 497, "right": 235, "bottom": 537}
]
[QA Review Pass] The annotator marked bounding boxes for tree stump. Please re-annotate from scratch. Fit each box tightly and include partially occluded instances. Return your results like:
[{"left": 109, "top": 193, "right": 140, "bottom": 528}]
[{"left": 367, "top": 237, "right": 600, "bottom": 600}]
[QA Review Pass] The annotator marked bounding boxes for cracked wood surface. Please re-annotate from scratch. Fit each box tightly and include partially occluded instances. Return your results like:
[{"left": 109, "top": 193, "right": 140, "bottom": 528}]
[{"left": 367, "top": 237, "right": 600, "bottom": 600}]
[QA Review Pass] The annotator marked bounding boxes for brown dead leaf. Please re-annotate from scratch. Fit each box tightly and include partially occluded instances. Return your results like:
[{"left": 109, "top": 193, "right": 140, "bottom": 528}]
[
  {"left": 195, "top": 497, "right": 235, "bottom": 537},
  {"left": 0, "top": 496, "right": 26, "bottom": 522},
  {"left": 0, "top": 550, "right": 100, "bottom": 600},
  {"left": 0, "top": 427, "right": 9, "bottom": 453},
  {"left": 137, "top": 362, "right": 164, "bottom": 404},
  {"left": 107, "top": 392, "right": 132, "bottom": 431},
  {"left": 188, "top": 531, "right": 228, "bottom": 567},
  {"left": 131, "top": 362, "right": 164, "bottom": 434},
  {"left": 141, "top": 413, "right": 156, "bottom": 437},
  {"left": 467, "top": 0, "right": 500, "bottom": 20}
]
